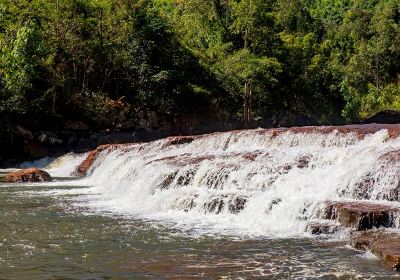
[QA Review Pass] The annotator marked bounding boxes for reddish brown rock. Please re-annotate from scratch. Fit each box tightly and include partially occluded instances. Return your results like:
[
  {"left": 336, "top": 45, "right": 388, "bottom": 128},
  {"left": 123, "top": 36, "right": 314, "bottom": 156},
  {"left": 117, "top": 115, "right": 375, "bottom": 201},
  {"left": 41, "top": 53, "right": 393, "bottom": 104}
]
[
  {"left": 76, "top": 144, "right": 133, "bottom": 175},
  {"left": 350, "top": 229, "right": 399, "bottom": 250},
  {"left": 372, "top": 240, "right": 400, "bottom": 270},
  {"left": 351, "top": 230, "right": 400, "bottom": 270},
  {"left": 325, "top": 201, "right": 399, "bottom": 230},
  {"left": 5, "top": 168, "right": 52, "bottom": 183}
]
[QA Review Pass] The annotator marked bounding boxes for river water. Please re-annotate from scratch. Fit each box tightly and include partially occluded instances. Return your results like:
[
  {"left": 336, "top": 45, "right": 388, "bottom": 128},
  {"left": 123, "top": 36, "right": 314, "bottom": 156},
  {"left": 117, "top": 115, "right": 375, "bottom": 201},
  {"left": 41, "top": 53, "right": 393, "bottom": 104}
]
[
  {"left": 0, "top": 183, "right": 399, "bottom": 279},
  {"left": 2, "top": 126, "right": 400, "bottom": 278}
]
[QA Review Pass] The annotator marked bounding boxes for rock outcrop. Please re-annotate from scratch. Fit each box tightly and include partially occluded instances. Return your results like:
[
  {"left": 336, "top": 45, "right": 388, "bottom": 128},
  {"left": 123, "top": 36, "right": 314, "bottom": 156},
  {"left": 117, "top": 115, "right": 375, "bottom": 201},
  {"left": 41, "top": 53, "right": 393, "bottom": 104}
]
[
  {"left": 325, "top": 201, "right": 399, "bottom": 230},
  {"left": 76, "top": 144, "right": 113, "bottom": 175},
  {"left": 5, "top": 168, "right": 52, "bottom": 183},
  {"left": 351, "top": 230, "right": 400, "bottom": 270},
  {"left": 363, "top": 110, "right": 400, "bottom": 124},
  {"left": 308, "top": 201, "right": 400, "bottom": 270},
  {"left": 76, "top": 143, "right": 134, "bottom": 175}
]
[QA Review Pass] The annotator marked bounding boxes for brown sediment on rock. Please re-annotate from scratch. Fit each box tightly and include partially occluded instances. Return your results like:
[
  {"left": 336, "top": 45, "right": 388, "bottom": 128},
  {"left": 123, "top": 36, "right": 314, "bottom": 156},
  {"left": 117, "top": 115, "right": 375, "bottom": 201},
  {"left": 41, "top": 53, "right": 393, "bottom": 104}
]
[
  {"left": 325, "top": 201, "right": 399, "bottom": 230},
  {"left": 5, "top": 168, "right": 52, "bottom": 183},
  {"left": 76, "top": 143, "right": 134, "bottom": 175},
  {"left": 351, "top": 230, "right": 400, "bottom": 270},
  {"left": 163, "top": 136, "right": 196, "bottom": 147}
]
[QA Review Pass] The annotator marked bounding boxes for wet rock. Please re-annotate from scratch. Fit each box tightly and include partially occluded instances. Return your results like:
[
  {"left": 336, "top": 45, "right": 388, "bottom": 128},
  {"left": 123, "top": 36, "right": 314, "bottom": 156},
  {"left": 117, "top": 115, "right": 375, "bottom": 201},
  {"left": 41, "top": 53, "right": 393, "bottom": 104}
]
[
  {"left": 5, "top": 168, "right": 52, "bottom": 183},
  {"left": 204, "top": 168, "right": 230, "bottom": 189},
  {"left": 325, "top": 201, "right": 399, "bottom": 230},
  {"left": 306, "top": 222, "right": 340, "bottom": 235},
  {"left": 228, "top": 197, "right": 247, "bottom": 214},
  {"left": 176, "top": 169, "right": 196, "bottom": 186},
  {"left": 172, "top": 195, "right": 198, "bottom": 212},
  {"left": 266, "top": 198, "right": 282, "bottom": 213},
  {"left": 159, "top": 171, "right": 178, "bottom": 189},
  {"left": 351, "top": 230, "right": 400, "bottom": 270},
  {"left": 76, "top": 144, "right": 121, "bottom": 175},
  {"left": 350, "top": 229, "right": 399, "bottom": 250},
  {"left": 164, "top": 136, "right": 195, "bottom": 147},
  {"left": 297, "top": 155, "right": 311, "bottom": 169},
  {"left": 372, "top": 239, "right": 400, "bottom": 270},
  {"left": 204, "top": 197, "right": 225, "bottom": 214}
]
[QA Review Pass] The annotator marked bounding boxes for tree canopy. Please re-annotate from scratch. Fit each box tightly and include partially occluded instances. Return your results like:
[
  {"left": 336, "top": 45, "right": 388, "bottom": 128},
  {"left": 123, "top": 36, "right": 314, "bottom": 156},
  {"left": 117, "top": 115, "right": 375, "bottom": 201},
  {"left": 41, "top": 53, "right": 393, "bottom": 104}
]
[{"left": 1, "top": 0, "right": 400, "bottom": 139}]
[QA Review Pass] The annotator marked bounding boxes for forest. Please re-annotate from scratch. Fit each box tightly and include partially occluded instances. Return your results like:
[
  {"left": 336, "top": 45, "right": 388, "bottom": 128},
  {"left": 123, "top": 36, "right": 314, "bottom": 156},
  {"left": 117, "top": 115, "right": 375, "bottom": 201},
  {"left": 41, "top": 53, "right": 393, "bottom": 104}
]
[{"left": 1, "top": 0, "right": 400, "bottom": 161}]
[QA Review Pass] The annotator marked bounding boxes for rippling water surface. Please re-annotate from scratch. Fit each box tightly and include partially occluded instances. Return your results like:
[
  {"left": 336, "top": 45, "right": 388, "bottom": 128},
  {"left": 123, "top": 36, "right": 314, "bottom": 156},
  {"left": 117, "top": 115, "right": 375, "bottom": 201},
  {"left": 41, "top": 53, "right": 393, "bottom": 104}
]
[{"left": 1, "top": 183, "right": 400, "bottom": 279}]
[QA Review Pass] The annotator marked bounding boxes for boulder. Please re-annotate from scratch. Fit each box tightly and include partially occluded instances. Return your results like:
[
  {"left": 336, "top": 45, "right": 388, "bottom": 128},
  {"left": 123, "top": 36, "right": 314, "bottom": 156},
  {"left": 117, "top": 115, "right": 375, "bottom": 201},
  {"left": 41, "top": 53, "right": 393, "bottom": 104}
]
[
  {"left": 5, "top": 168, "right": 52, "bottom": 183},
  {"left": 363, "top": 110, "right": 400, "bottom": 124}
]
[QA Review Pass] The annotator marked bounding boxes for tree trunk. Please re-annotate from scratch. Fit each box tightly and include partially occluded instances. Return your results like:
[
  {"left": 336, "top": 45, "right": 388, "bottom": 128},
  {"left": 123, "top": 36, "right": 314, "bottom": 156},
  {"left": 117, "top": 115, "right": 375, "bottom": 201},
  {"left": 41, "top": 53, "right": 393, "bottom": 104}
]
[{"left": 243, "top": 80, "right": 254, "bottom": 128}]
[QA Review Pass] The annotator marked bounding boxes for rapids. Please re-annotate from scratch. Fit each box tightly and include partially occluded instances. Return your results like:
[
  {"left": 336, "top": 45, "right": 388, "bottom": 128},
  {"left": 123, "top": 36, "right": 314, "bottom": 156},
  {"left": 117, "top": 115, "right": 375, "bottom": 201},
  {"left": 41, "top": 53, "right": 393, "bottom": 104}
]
[{"left": 31, "top": 125, "right": 400, "bottom": 237}]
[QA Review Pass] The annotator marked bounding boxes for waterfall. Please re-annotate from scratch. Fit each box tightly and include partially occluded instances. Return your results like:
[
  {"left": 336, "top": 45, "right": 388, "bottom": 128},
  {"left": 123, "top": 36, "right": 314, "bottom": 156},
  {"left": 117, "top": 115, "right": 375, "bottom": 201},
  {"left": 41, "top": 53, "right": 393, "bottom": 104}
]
[{"left": 39, "top": 125, "right": 400, "bottom": 237}]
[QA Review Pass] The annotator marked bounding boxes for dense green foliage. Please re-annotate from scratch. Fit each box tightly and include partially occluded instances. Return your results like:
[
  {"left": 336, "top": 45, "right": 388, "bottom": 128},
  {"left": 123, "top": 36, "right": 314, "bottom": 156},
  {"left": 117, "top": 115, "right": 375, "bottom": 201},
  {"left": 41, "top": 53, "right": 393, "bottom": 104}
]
[{"left": 1, "top": 0, "right": 400, "bottom": 134}]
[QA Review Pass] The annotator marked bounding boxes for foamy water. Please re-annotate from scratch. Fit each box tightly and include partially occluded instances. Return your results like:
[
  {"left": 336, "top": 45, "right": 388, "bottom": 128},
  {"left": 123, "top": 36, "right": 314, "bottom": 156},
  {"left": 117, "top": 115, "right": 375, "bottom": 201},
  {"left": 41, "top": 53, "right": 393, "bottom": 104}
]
[{"left": 19, "top": 127, "right": 400, "bottom": 238}]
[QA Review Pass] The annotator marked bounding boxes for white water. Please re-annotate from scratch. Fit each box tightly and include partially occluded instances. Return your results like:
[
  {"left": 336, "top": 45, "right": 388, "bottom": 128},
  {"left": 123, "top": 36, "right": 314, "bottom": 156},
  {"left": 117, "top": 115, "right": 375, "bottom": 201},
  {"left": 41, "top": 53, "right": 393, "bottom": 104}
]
[
  {"left": 16, "top": 128, "right": 400, "bottom": 237},
  {"left": 18, "top": 153, "right": 88, "bottom": 177},
  {"left": 44, "top": 152, "right": 88, "bottom": 177}
]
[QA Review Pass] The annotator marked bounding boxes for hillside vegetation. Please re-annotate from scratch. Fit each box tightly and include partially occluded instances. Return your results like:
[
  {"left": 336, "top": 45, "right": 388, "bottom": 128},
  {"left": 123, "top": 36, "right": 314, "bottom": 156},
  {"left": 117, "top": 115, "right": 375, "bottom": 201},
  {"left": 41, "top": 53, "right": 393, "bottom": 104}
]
[{"left": 1, "top": 0, "right": 400, "bottom": 161}]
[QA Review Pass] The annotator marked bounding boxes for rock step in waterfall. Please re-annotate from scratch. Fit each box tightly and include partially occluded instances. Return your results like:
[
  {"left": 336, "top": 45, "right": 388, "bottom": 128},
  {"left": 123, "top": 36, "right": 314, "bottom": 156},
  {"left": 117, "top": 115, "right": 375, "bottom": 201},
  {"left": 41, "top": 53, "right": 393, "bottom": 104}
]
[{"left": 5, "top": 124, "right": 400, "bottom": 270}]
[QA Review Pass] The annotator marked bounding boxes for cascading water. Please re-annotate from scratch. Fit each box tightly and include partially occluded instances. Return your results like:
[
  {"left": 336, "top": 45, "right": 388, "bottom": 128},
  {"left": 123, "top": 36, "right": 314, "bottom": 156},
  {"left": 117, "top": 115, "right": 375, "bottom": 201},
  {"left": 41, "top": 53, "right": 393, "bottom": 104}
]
[
  {"left": 42, "top": 125, "right": 400, "bottom": 237},
  {"left": 44, "top": 152, "right": 89, "bottom": 177}
]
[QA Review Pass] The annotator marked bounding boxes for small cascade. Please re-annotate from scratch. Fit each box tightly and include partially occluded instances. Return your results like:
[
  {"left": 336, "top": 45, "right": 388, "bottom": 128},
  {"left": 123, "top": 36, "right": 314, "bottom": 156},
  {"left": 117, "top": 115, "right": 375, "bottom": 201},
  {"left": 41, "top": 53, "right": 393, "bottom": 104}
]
[
  {"left": 49, "top": 124, "right": 400, "bottom": 236},
  {"left": 39, "top": 125, "right": 400, "bottom": 237},
  {"left": 45, "top": 152, "right": 89, "bottom": 177}
]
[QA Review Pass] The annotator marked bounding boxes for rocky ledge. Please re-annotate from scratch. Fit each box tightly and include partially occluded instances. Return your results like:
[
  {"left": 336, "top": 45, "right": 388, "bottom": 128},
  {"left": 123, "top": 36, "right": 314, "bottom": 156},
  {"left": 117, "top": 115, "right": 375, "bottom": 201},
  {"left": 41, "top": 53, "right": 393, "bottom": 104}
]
[
  {"left": 351, "top": 230, "right": 400, "bottom": 270},
  {"left": 4, "top": 168, "right": 52, "bottom": 183},
  {"left": 308, "top": 201, "right": 400, "bottom": 270}
]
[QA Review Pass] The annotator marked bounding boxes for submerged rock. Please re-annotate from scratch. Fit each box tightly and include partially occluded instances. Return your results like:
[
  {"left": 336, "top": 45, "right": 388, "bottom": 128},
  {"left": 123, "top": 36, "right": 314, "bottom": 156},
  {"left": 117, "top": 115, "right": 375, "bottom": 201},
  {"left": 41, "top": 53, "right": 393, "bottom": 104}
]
[
  {"left": 351, "top": 230, "right": 400, "bottom": 270},
  {"left": 5, "top": 168, "right": 52, "bottom": 183}
]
